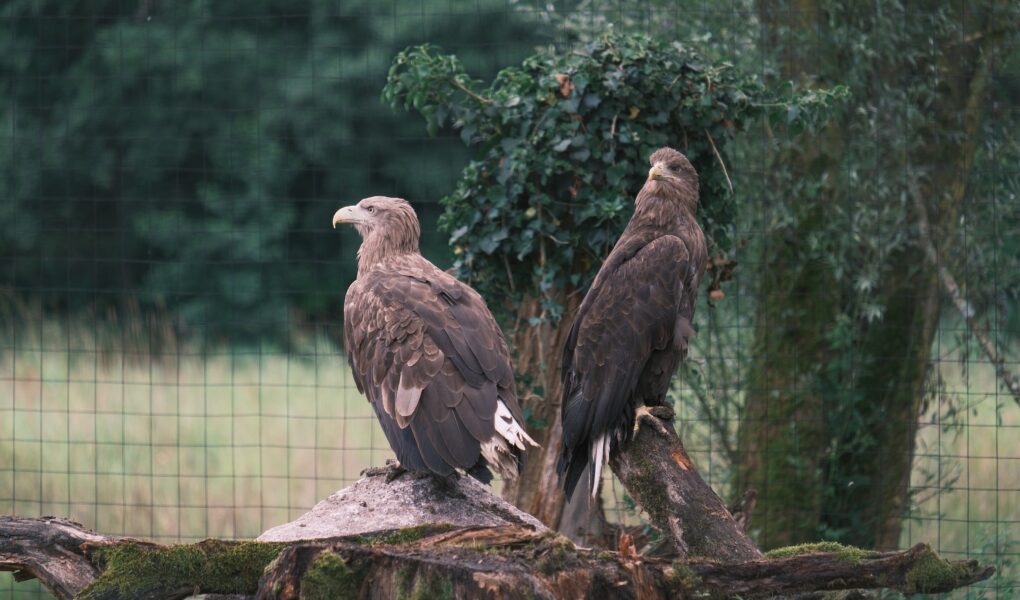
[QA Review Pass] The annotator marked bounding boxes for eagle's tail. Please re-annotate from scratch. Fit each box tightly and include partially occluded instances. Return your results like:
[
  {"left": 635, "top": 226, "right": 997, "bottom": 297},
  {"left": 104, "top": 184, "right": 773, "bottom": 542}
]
[{"left": 481, "top": 399, "right": 539, "bottom": 481}]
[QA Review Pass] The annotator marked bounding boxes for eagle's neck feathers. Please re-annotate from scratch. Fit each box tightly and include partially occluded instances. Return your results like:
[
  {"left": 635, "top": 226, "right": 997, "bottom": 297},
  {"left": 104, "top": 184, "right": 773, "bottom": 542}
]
[
  {"left": 356, "top": 223, "right": 420, "bottom": 277},
  {"left": 633, "top": 179, "right": 698, "bottom": 229}
]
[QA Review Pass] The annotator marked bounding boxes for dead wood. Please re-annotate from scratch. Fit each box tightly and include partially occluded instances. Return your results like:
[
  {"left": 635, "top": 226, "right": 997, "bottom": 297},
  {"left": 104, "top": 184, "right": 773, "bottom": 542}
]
[
  {"left": 609, "top": 405, "right": 763, "bottom": 561},
  {"left": 0, "top": 515, "right": 993, "bottom": 600},
  {"left": 0, "top": 516, "right": 128, "bottom": 599}
]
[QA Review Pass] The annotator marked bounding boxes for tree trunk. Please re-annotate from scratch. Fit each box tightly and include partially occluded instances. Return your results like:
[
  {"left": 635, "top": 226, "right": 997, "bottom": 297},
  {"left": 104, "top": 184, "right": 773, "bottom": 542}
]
[
  {"left": 735, "top": 204, "right": 841, "bottom": 548},
  {"left": 831, "top": 20, "right": 997, "bottom": 549},
  {"left": 501, "top": 292, "right": 607, "bottom": 543}
]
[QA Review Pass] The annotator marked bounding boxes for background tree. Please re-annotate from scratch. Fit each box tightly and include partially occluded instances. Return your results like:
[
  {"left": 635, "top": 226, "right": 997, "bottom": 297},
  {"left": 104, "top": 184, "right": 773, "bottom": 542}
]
[
  {"left": 735, "top": 0, "right": 1020, "bottom": 550},
  {"left": 0, "top": 0, "right": 545, "bottom": 341}
]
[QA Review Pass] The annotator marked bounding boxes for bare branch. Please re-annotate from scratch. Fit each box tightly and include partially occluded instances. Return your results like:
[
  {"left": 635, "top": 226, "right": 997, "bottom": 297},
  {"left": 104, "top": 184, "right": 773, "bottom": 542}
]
[
  {"left": 912, "top": 184, "right": 1020, "bottom": 405},
  {"left": 704, "top": 128, "right": 734, "bottom": 193}
]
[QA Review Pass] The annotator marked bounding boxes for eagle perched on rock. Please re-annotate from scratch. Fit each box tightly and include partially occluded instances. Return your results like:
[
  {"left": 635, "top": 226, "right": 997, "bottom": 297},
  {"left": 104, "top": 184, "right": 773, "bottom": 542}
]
[
  {"left": 558, "top": 147, "right": 707, "bottom": 500},
  {"left": 334, "top": 196, "right": 536, "bottom": 483}
]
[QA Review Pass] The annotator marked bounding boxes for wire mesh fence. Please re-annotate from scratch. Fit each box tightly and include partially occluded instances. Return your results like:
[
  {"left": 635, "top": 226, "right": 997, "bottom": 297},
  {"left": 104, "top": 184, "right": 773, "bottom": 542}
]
[{"left": 1, "top": 1, "right": 1018, "bottom": 598}]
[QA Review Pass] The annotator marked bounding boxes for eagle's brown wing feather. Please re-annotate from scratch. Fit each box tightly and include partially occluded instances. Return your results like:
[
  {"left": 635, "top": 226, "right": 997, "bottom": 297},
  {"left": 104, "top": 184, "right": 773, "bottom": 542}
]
[
  {"left": 344, "top": 258, "right": 518, "bottom": 480},
  {"left": 559, "top": 234, "right": 696, "bottom": 498}
]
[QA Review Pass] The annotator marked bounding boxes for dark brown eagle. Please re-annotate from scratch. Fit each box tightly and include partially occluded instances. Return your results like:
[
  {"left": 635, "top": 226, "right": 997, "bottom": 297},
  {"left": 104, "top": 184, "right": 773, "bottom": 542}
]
[
  {"left": 334, "top": 196, "right": 536, "bottom": 483},
  {"left": 558, "top": 147, "right": 707, "bottom": 500}
]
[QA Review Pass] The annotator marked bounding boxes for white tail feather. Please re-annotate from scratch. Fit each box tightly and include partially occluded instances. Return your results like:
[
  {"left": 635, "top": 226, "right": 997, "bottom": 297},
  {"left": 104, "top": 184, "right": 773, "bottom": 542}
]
[
  {"left": 590, "top": 433, "right": 610, "bottom": 499},
  {"left": 480, "top": 400, "right": 539, "bottom": 479}
]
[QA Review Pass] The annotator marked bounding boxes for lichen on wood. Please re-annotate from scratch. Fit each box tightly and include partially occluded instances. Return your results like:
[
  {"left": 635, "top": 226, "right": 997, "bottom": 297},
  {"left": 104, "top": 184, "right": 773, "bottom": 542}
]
[{"left": 295, "top": 551, "right": 366, "bottom": 600}]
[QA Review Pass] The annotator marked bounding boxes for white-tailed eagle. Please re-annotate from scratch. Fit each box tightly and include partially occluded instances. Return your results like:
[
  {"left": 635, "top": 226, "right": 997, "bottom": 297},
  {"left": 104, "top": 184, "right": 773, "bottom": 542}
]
[
  {"left": 334, "top": 196, "right": 536, "bottom": 483},
  {"left": 558, "top": 147, "right": 707, "bottom": 499}
]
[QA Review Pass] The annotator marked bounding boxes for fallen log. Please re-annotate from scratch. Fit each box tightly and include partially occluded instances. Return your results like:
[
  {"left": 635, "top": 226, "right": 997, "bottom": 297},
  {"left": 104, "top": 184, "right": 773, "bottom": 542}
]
[{"left": 0, "top": 516, "right": 993, "bottom": 599}]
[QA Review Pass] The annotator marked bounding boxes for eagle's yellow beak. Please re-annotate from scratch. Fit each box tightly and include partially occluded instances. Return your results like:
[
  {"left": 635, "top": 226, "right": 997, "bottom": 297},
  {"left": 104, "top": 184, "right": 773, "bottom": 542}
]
[
  {"left": 648, "top": 164, "right": 666, "bottom": 182},
  {"left": 332, "top": 205, "right": 364, "bottom": 228}
]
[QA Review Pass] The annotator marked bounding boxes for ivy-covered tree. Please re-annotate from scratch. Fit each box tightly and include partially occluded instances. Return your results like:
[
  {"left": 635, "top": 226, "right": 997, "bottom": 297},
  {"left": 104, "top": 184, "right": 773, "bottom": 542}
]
[{"left": 384, "top": 33, "right": 841, "bottom": 532}]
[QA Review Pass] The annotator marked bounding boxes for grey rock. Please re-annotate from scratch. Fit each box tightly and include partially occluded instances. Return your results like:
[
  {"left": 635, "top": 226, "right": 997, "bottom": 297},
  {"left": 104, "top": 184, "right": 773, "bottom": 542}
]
[{"left": 257, "top": 470, "right": 547, "bottom": 542}]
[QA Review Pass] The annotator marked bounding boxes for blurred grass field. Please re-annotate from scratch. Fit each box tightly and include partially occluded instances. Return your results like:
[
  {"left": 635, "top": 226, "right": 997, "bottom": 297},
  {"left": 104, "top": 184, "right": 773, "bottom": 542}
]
[
  {"left": 1, "top": 319, "right": 1017, "bottom": 598},
  {"left": 0, "top": 319, "right": 393, "bottom": 544}
]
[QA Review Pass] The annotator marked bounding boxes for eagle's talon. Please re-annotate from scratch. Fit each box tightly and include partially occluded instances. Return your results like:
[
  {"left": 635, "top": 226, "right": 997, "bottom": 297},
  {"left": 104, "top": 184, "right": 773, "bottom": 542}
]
[
  {"left": 361, "top": 459, "right": 407, "bottom": 482},
  {"left": 633, "top": 405, "right": 674, "bottom": 437},
  {"left": 646, "top": 405, "right": 675, "bottom": 421},
  {"left": 385, "top": 461, "right": 408, "bottom": 482}
]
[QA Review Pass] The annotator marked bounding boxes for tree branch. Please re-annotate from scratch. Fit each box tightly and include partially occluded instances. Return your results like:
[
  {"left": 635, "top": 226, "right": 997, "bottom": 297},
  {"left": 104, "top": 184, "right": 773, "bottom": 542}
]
[
  {"left": 704, "top": 128, "right": 734, "bottom": 193},
  {"left": 608, "top": 406, "right": 763, "bottom": 562},
  {"left": 912, "top": 184, "right": 1020, "bottom": 405},
  {"left": 0, "top": 516, "right": 129, "bottom": 599}
]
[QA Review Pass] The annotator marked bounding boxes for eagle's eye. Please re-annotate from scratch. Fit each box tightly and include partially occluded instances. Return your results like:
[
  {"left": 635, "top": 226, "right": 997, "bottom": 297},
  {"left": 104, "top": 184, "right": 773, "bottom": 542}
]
[{"left": 366, "top": 206, "right": 375, "bottom": 213}]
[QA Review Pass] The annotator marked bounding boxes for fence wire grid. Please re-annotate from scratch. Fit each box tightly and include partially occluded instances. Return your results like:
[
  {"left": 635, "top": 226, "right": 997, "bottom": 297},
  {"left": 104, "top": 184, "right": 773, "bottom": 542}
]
[{"left": 1, "top": 1, "right": 1018, "bottom": 598}]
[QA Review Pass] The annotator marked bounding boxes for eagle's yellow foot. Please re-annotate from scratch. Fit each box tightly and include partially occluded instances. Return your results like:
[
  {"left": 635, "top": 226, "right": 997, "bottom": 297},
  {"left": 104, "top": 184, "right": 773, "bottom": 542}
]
[
  {"left": 633, "top": 405, "right": 676, "bottom": 437},
  {"left": 361, "top": 458, "right": 407, "bottom": 482}
]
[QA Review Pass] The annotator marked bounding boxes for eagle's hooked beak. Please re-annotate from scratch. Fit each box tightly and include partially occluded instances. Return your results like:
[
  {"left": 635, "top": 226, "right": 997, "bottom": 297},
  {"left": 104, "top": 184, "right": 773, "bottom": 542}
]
[
  {"left": 332, "top": 205, "right": 366, "bottom": 229},
  {"left": 648, "top": 163, "right": 666, "bottom": 182}
]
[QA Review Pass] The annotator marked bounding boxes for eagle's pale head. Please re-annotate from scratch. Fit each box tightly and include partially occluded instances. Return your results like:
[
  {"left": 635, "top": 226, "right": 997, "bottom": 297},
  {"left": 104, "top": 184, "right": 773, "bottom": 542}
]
[
  {"left": 647, "top": 147, "right": 699, "bottom": 199},
  {"left": 333, "top": 196, "right": 421, "bottom": 271}
]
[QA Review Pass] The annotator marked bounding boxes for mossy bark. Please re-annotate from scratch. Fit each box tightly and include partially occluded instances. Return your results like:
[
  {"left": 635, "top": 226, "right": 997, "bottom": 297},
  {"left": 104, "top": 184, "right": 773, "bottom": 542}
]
[
  {"left": 609, "top": 408, "right": 763, "bottom": 562},
  {"left": 736, "top": 203, "right": 840, "bottom": 548}
]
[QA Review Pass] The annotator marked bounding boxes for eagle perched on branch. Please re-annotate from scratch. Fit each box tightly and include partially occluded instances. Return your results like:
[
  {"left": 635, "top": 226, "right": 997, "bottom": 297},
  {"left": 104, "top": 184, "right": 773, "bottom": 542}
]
[
  {"left": 334, "top": 197, "right": 536, "bottom": 483},
  {"left": 558, "top": 147, "right": 707, "bottom": 500}
]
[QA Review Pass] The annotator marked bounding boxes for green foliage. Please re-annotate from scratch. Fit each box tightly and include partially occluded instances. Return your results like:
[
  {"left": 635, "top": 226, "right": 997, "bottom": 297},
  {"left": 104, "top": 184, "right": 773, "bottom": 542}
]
[
  {"left": 385, "top": 33, "right": 844, "bottom": 322},
  {"left": 79, "top": 540, "right": 284, "bottom": 599}
]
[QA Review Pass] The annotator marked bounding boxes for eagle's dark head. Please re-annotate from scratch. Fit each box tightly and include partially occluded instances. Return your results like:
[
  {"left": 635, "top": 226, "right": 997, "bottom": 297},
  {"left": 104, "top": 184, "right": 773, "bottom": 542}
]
[
  {"left": 333, "top": 196, "right": 421, "bottom": 272},
  {"left": 645, "top": 147, "right": 699, "bottom": 210}
]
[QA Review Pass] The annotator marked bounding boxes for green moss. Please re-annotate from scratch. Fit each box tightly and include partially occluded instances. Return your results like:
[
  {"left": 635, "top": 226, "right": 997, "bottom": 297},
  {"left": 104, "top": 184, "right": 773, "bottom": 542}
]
[
  {"left": 394, "top": 565, "right": 416, "bottom": 596},
  {"left": 905, "top": 547, "right": 972, "bottom": 594},
  {"left": 626, "top": 455, "right": 668, "bottom": 519},
  {"left": 764, "top": 542, "right": 875, "bottom": 565},
  {"left": 535, "top": 536, "right": 577, "bottom": 575},
  {"left": 662, "top": 561, "right": 703, "bottom": 594},
  {"left": 353, "top": 523, "right": 455, "bottom": 546},
  {"left": 404, "top": 570, "right": 454, "bottom": 600},
  {"left": 79, "top": 540, "right": 284, "bottom": 600},
  {"left": 299, "top": 551, "right": 366, "bottom": 600}
]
